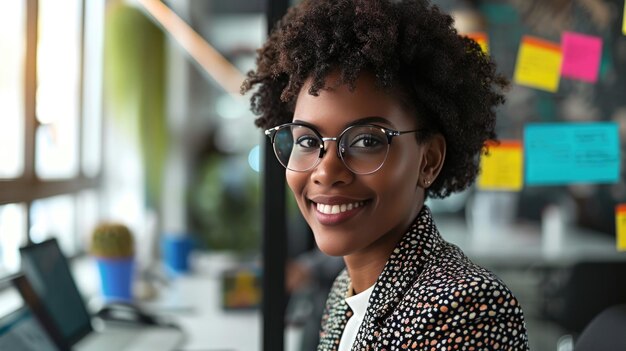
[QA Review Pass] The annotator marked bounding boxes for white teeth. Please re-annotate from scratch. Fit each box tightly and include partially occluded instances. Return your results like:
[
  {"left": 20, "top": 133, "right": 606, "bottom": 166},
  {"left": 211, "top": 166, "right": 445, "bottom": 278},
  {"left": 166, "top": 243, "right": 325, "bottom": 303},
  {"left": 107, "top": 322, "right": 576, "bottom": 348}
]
[{"left": 316, "top": 201, "right": 364, "bottom": 214}]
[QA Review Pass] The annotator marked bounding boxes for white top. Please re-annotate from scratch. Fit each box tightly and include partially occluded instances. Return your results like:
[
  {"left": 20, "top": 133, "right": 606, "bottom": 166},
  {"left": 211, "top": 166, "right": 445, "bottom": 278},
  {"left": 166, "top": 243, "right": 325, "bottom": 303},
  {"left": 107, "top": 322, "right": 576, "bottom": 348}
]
[{"left": 338, "top": 284, "right": 375, "bottom": 351}]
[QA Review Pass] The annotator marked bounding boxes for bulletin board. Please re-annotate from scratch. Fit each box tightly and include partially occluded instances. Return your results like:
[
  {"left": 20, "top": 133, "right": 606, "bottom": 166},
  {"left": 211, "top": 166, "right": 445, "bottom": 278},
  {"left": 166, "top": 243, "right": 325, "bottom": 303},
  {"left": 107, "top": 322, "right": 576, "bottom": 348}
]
[{"left": 438, "top": 0, "right": 626, "bottom": 236}]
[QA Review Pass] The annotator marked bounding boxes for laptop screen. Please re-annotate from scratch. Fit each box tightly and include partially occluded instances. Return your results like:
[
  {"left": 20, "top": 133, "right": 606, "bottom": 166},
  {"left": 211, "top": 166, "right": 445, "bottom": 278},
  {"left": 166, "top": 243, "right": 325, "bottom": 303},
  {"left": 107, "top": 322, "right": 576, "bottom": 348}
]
[
  {"left": 19, "top": 239, "right": 93, "bottom": 346},
  {"left": 0, "top": 275, "right": 60, "bottom": 351},
  {"left": 0, "top": 306, "right": 60, "bottom": 351}
]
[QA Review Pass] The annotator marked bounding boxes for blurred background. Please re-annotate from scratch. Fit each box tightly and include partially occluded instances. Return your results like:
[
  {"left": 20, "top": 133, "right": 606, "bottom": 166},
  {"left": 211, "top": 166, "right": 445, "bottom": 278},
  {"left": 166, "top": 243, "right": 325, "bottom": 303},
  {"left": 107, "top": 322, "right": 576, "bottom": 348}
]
[{"left": 0, "top": 0, "right": 625, "bottom": 350}]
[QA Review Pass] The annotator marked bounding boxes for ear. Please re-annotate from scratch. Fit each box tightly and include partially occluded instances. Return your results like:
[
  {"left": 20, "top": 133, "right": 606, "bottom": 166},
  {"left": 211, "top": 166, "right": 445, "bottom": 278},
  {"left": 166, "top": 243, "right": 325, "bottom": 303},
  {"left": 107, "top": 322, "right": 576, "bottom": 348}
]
[{"left": 418, "top": 134, "right": 446, "bottom": 189}]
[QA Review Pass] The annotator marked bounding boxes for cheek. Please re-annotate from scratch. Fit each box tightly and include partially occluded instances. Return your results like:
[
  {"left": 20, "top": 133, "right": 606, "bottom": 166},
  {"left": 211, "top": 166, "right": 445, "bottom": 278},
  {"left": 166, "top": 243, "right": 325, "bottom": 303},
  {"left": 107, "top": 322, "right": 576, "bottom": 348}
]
[
  {"left": 374, "top": 150, "right": 421, "bottom": 201},
  {"left": 286, "top": 171, "right": 307, "bottom": 203},
  {"left": 374, "top": 168, "right": 417, "bottom": 202},
  {"left": 286, "top": 171, "right": 300, "bottom": 193}
]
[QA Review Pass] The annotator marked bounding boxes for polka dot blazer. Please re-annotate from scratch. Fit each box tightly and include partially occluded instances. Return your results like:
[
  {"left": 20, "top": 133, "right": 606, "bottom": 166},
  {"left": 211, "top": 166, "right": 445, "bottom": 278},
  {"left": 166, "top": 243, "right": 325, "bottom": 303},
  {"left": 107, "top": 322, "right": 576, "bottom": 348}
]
[{"left": 317, "top": 206, "right": 530, "bottom": 351}]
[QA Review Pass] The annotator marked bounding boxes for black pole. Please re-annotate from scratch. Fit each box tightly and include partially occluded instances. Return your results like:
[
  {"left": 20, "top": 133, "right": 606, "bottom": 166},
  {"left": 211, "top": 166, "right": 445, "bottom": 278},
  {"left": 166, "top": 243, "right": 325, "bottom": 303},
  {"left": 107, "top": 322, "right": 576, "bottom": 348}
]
[{"left": 262, "top": 2, "right": 289, "bottom": 351}]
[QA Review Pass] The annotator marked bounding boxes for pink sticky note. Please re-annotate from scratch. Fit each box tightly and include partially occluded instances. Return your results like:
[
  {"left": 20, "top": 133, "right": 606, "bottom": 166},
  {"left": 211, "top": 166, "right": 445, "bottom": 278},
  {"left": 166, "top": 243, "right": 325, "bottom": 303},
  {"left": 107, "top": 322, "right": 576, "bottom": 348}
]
[{"left": 561, "top": 31, "right": 603, "bottom": 83}]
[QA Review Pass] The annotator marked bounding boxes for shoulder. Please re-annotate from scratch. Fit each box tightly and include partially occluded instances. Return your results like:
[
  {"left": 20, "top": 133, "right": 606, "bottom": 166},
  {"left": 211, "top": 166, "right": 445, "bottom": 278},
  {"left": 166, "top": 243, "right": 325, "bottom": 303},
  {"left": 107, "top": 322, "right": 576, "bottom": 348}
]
[
  {"left": 388, "top": 242, "right": 529, "bottom": 349},
  {"left": 412, "top": 241, "right": 523, "bottom": 319}
]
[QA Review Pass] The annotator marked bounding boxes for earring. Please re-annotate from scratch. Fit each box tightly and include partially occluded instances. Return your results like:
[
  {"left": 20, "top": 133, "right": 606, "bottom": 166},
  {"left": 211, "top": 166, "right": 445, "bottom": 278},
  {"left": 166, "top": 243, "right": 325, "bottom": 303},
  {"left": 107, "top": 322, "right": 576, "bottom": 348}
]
[{"left": 424, "top": 178, "right": 431, "bottom": 186}]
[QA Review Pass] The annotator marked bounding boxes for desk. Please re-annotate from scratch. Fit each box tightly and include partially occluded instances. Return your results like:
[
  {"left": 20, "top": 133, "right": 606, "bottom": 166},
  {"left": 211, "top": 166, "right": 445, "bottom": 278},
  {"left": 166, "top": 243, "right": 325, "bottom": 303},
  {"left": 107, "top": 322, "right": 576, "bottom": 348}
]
[
  {"left": 434, "top": 216, "right": 626, "bottom": 267},
  {"left": 145, "top": 254, "right": 260, "bottom": 351},
  {"left": 139, "top": 253, "right": 301, "bottom": 351},
  {"left": 72, "top": 253, "right": 302, "bottom": 351}
]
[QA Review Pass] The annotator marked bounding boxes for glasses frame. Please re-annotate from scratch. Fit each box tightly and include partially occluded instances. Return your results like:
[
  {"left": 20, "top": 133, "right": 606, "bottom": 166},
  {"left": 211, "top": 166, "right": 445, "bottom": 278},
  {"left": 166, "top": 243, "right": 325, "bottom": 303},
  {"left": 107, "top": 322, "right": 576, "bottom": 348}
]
[{"left": 264, "top": 121, "right": 421, "bottom": 174}]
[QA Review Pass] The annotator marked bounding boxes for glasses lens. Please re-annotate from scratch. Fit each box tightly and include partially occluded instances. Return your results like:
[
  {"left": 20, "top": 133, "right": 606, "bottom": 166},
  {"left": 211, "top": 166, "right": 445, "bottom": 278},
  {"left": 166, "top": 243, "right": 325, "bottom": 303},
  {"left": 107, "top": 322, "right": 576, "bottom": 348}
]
[
  {"left": 273, "top": 125, "right": 321, "bottom": 171},
  {"left": 340, "top": 126, "right": 390, "bottom": 174}
]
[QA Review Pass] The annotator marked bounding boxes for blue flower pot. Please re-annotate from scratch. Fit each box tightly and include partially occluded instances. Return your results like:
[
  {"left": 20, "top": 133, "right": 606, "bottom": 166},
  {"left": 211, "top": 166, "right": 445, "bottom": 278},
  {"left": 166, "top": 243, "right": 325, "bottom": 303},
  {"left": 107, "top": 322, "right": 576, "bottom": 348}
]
[
  {"left": 95, "top": 257, "right": 134, "bottom": 302},
  {"left": 162, "top": 235, "right": 194, "bottom": 274}
]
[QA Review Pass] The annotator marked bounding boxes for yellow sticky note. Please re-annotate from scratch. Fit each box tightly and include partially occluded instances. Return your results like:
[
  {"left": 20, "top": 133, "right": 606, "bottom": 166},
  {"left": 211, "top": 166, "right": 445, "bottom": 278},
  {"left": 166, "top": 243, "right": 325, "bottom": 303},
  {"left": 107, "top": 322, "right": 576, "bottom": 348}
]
[
  {"left": 514, "top": 36, "right": 562, "bottom": 93},
  {"left": 477, "top": 140, "right": 523, "bottom": 191},
  {"left": 617, "top": 204, "right": 626, "bottom": 251},
  {"left": 466, "top": 32, "right": 489, "bottom": 54}
]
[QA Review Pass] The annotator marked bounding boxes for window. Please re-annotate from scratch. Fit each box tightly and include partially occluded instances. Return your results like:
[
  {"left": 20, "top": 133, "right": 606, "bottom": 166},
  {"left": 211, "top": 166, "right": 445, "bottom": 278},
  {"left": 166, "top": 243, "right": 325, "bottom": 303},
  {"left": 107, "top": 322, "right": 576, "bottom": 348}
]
[
  {"left": 0, "top": 0, "right": 104, "bottom": 277},
  {"left": 0, "top": 1, "right": 25, "bottom": 179},
  {"left": 0, "top": 204, "right": 27, "bottom": 276},
  {"left": 35, "top": 0, "right": 82, "bottom": 179},
  {"left": 30, "top": 195, "right": 76, "bottom": 254}
]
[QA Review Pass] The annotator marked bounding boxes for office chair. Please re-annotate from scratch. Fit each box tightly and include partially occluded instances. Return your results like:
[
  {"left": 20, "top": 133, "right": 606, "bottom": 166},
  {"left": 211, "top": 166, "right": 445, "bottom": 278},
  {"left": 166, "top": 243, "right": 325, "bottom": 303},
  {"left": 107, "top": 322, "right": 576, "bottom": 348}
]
[
  {"left": 540, "top": 261, "right": 626, "bottom": 335},
  {"left": 573, "top": 304, "right": 626, "bottom": 351}
]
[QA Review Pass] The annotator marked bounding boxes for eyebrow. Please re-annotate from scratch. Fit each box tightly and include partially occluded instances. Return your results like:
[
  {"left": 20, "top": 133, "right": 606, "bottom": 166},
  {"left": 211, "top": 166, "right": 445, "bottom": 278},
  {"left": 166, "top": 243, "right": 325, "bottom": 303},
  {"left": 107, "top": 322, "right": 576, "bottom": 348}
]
[{"left": 292, "top": 116, "right": 394, "bottom": 130}]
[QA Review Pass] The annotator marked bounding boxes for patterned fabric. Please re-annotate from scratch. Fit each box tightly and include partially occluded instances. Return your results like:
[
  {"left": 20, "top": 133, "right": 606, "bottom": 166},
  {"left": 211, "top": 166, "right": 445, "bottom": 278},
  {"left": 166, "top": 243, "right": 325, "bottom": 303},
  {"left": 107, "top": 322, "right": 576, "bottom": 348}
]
[{"left": 318, "top": 206, "right": 530, "bottom": 351}]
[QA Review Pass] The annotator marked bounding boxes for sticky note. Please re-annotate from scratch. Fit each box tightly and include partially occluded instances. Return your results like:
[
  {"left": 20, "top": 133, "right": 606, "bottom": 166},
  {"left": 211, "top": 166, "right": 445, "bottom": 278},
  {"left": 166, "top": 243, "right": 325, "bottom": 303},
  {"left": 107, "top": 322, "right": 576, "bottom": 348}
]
[
  {"left": 561, "top": 31, "right": 602, "bottom": 83},
  {"left": 617, "top": 204, "right": 626, "bottom": 251},
  {"left": 477, "top": 140, "right": 523, "bottom": 191},
  {"left": 524, "top": 122, "right": 620, "bottom": 185},
  {"left": 514, "top": 36, "right": 562, "bottom": 92},
  {"left": 466, "top": 32, "right": 489, "bottom": 54}
]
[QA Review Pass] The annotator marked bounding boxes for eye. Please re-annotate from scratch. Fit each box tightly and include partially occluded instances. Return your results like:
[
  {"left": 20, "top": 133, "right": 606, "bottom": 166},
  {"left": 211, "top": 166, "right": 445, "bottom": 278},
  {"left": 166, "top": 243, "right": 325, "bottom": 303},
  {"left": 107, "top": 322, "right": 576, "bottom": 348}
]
[
  {"left": 295, "top": 135, "right": 321, "bottom": 149},
  {"left": 349, "top": 134, "right": 384, "bottom": 148}
]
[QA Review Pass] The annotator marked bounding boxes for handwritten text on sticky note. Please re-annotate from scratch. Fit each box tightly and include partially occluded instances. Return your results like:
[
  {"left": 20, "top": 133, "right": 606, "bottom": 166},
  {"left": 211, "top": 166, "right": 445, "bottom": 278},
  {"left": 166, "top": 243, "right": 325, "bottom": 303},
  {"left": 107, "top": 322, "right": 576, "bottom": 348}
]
[
  {"left": 524, "top": 122, "right": 620, "bottom": 185},
  {"left": 514, "top": 36, "right": 562, "bottom": 92},
  {"left": 561, "top": 31, "right": 602, "bottom": 83},
  {"left": 478, "top": 141, "right": 523, "bottom": 191},
  {"left": 617, "top": 204, "right": 626, "bottom": 251}
]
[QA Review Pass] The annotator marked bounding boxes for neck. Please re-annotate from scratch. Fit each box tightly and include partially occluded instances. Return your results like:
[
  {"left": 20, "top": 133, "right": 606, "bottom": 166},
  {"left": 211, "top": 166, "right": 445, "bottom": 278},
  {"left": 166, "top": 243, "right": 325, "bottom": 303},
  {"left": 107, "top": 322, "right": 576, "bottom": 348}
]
[
  {"left": 344, "top": 253, "right": 387, "bottom": 294},
  {"left": 344, "top": 204, "right": 424, "bottom": 294}
]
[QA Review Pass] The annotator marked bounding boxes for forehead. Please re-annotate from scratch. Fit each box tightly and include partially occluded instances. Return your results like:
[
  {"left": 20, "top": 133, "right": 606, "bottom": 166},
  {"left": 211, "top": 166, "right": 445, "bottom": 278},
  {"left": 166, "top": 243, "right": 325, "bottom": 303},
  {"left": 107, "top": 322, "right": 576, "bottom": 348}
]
[{"left": 293, "top": 72, "right": 415, "bottom": 132}]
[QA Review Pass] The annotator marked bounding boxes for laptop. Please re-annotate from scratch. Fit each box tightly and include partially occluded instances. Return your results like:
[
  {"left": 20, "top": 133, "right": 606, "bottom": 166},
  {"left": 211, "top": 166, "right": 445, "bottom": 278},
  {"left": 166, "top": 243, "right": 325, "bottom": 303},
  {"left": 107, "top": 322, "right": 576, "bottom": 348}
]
[
  {"left": 0, "top": 274, "right": 61, "bottom": 351},
  {"left": 18, "top": 238, "right": 185, "bottom": 351}
]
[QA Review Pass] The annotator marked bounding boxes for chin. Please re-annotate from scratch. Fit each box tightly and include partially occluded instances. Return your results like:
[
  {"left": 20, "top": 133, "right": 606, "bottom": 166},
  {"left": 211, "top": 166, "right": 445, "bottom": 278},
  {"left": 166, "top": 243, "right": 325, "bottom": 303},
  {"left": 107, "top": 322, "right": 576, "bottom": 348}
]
[
  {"left": 317, "top": 245, "right": 348, "bottom": 257},
  {"left": 312, "top": 230, "right": 355, "bottom": 257}
]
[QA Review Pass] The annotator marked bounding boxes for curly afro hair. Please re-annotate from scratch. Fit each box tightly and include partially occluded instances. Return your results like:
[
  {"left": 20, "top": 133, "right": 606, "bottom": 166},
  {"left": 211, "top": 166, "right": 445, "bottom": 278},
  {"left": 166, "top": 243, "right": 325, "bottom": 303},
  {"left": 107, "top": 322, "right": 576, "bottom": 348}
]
[{"left": 241, "top": 0, "right": 508, "bottom": 199}]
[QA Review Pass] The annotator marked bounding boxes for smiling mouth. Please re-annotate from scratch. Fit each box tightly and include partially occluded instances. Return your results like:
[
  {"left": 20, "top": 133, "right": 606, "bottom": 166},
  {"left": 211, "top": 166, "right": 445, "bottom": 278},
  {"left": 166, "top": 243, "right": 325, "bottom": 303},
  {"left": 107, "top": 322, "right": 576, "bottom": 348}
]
[{"left": 313, "top": 201, "right": 366, "bottom": 215}]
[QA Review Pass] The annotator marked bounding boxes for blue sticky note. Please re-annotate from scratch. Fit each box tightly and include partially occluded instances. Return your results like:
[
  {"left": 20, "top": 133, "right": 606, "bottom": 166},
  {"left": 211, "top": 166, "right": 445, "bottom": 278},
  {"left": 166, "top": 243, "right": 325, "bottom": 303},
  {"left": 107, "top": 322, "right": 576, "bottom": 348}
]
[{"left": 524, "top": 122, "right": 620, "bottom": 185}]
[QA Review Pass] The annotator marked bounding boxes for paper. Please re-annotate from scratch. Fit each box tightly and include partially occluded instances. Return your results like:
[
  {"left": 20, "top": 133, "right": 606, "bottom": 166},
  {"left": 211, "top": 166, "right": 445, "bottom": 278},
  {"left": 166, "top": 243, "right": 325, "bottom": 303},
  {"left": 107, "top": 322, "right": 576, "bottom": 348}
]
[
  {"left": 514, "top": 36, "right": 562, "bottom": 92},
  {"left": 561, "top": 31, "right": 602, "bottom": 83},
  {"left": 477, "top": 140, "right": 523, "bottom": 191},
  {"left": 466, "top": 32, "right": 489, "bottom": 54},
  {"left": 617, "top": 204, "right": 626, "bottom": 251},
  {"left": 524, "top": 122, "right": 620, "bottom": 185}
]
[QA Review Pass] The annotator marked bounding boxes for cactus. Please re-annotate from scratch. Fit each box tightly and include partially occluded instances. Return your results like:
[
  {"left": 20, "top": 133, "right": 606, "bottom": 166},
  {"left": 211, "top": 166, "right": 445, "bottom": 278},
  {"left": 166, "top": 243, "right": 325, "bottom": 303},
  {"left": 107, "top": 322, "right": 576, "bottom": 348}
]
[{"left": 90, "top": 222, "right": 135, "bottom": 259}]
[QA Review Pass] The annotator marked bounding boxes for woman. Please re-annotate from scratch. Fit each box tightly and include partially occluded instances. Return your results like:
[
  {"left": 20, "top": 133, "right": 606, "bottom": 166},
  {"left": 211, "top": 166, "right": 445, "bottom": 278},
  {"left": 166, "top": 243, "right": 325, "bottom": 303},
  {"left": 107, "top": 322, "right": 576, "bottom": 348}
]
[{"left": 242, "top": 0, "right": 530, "bottom": 349}]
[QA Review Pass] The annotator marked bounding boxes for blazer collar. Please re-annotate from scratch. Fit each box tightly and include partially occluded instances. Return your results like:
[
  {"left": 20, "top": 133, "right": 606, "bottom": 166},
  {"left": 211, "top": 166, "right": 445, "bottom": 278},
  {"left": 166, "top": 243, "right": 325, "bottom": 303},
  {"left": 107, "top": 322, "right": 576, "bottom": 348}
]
[
  {"left": 318, "top": 205, "right": 444, "bottom": 351},
  {"left": 350, "top": 205, "right": 444, "bottom": 349},
  {"left": 368, "top": 205, "right": 442, "bottom": 321}
]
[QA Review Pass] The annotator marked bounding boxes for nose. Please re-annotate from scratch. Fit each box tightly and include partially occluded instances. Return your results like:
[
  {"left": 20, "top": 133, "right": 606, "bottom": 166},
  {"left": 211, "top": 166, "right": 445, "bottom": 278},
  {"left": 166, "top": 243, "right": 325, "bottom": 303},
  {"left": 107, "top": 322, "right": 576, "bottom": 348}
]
[{"left": 310, "top": 141, "right": 354, "bottom": 186}]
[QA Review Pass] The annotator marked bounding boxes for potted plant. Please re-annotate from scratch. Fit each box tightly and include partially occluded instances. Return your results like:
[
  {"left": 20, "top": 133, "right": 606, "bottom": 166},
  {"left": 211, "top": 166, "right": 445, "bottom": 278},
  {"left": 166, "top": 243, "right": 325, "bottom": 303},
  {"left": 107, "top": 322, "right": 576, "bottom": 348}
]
[{"left": 90, "top": 222, "right": 135, "bottom": 302}]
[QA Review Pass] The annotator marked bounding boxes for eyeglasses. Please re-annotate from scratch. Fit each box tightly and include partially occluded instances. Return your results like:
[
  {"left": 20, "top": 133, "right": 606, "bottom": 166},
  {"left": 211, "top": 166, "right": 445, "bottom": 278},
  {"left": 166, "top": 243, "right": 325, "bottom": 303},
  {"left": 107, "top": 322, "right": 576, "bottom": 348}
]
[{"left": 264, "top": 122, "right": 421, "bottom": 174}]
